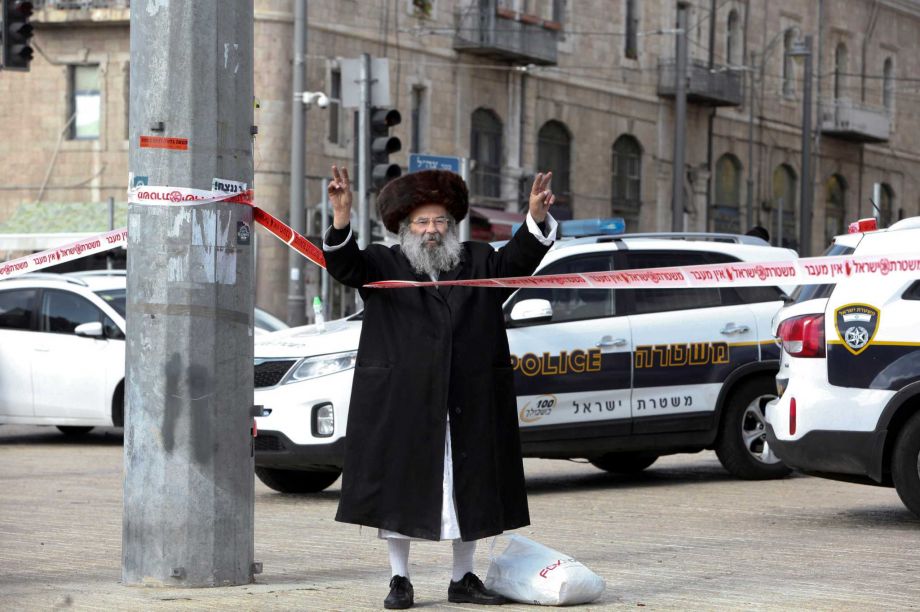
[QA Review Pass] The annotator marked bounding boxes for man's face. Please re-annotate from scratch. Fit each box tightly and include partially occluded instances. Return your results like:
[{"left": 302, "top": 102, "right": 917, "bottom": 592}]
[{"left": 407, "top": 204, "right": 450, "bottom": 249}]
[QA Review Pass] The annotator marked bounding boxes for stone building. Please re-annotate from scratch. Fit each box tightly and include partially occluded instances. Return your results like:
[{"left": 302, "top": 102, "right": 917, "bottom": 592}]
[{"left": 1, "top": 0, "right": 918, "bottom": 321}]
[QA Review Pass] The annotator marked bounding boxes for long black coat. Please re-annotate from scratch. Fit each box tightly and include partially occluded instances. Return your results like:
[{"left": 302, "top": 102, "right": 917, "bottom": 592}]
[{"left": 325, "top": 225, "right": 551, "bottom": 541}]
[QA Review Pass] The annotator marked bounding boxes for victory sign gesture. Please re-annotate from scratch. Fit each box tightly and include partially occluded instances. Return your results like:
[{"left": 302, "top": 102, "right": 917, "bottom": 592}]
[{"left": 529, "top": 171, "right": 555, "bottom": 223}]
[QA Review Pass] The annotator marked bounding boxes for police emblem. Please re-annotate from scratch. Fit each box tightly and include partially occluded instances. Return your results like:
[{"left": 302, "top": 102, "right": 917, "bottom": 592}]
[{"left": 834, "top": 303, "right": 880, "bottom": 355}]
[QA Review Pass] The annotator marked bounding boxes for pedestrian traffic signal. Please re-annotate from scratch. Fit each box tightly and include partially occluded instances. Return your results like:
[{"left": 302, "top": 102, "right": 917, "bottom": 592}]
[
  {"left": 370, "top": 107, "right": 401, "bottom": 191},
  {"left": 1, "top": 0, "right": 34, "bottom": 71}
]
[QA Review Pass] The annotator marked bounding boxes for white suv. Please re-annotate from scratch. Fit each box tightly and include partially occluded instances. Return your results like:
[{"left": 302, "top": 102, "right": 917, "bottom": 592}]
[
  {"left": 253, "top": 233, "right": 798, "bottom": 493},
  {"left": 766, "top": 217, "right": 920, "bottom": 517},
  {"left": 0, "top": 272, "right": 288, "bottom": 435},
  {"left": 0, "top": 272, "right": 127, "bottom": 434}
]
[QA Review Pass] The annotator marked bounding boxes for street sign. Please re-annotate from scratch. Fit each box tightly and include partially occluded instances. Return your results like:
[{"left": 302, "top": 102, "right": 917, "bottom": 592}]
[{"left": 409, "top": 153, "right": 462, "bottom": 174}]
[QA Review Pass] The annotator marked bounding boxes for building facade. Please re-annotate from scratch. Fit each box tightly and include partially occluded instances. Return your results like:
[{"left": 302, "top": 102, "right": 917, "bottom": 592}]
[{"left": 1, "top": 0, "right": 919, "bottom": 321}]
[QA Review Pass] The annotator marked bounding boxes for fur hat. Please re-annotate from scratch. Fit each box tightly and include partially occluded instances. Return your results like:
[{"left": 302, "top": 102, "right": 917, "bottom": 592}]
[{"left": 377, "top": 169, "right": 469, "bottom": 234}]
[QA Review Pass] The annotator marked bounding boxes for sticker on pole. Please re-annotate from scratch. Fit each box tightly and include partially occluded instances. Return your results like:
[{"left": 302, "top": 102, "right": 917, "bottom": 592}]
[
  {"left": 139, "top": 136, "right": 189, "bottom": 151},
  {"left": 213, "top": 178, "right": 248, "bottom": 194}
]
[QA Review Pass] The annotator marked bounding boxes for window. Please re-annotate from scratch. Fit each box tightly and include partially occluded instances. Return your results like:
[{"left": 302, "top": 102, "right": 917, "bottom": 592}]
[
  {"left": 772, "top": 164, "right": 798, "bottom": 251},
  {"left": 41, "top": 291, "right": 101, "bottom": 335},
  {"left": 0, "top": 289, "right": 37, "bottom": 330},
  {"left": 624, "top": 251, "right": 724, "bottom": 315},
  {"left": 713, "top": 154, "right": 742, "bottom": 233},
  {"left": 726, "top": 10, "right": 741, "bottom": 66},
  {"left": 505, "top": 254, "right": 616, "bottom": 324},
  {"left": 625, "top": 0, "right": 639, "bottom": 59},
  {"left": 95, "top": 288, "right": 126, "bottom": 317},
  {"left": 470, "top": 108, "right": 503, "bottom": 199},
  {"left": 70, "top": 64, "right": 101, "bottom": 140},
  {"left": 782, "top": 29, "right": 796, "bottom": 97},
  {"left": 883, "top": 57, "right": 894, "bottom": 112},
  {"left": 834, "top": 43, "right": 847, "bottom": 100},
  {"left": 612, "top": 135, "right": 642, "bottom": 232},
  {"left": 410, "top": 85, "right": 427, "bottom": 154},
  {"left": 537, "top": 120, "right": 572, "bottom": 214},
  {"left": 328, "top": 68, "right": 343, "bottom": 145},
  {"left": 825, "top": 174, "right": 847, "bottom": 246},
  {"left": 878, "top": 183, "right": 894, "bottom": 228}
]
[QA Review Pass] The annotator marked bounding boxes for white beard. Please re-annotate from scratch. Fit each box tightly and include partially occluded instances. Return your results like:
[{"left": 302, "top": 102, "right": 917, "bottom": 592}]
[{"left": 398, "top": 221, "right": 463, "bottom": 277}]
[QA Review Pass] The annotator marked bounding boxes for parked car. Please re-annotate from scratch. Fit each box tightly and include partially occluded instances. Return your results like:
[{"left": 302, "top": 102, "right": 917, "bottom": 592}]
[
  {"left": 766, "top": 217, "right": 920, "bottom": 517},
  {"left": 252, "top": 232, "right": 798, "bottom": 493},
  {"left": 0, "top": 270, "right": 286, "bottom": 434}
]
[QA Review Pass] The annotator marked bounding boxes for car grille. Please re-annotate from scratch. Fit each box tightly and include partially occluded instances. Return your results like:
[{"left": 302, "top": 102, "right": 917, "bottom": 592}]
[
  {"left": 254, "top": 434, "right": 285, "bottom": 452},
  {"left": 254, "top": 359, "right": 297, "bottom": 388}
]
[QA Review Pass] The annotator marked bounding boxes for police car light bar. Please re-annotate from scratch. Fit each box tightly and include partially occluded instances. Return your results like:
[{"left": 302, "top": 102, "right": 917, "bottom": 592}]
[{"left": 848, "top": 218, "right": 878, "bottom": 234}]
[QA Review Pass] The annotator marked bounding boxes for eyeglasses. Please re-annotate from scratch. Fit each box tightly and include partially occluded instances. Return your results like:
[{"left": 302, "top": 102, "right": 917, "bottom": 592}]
[{"left": 410, "top": 216, "right": 450, "bottom": 228}]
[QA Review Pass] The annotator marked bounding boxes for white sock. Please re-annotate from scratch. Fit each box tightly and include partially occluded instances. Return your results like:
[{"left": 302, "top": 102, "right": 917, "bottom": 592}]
[
  {"left": 388, "top": 539, "right": 410, "bottom": 579},
  {"left": 451, "top": 539, "right": 477, "bottom": 582}
]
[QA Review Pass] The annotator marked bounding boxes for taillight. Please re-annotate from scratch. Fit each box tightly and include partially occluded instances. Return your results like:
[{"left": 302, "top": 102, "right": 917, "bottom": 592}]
[{"left": 776, "top": 314, "right": 826, "bottom": 357}]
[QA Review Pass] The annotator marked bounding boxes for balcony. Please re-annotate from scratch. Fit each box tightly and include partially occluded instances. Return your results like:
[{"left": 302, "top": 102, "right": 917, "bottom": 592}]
[
  {"left": 453, "top": 0, "right": 559, "bottom": 66},
  {"left": 32, "top": 0, "right": 129, "bottom": 24},
  {"left": 819, "top": 99, "right": 890, "bottom": 143},
  {"left": 657, "top": 59, "right": 744, "bottom": 107}
]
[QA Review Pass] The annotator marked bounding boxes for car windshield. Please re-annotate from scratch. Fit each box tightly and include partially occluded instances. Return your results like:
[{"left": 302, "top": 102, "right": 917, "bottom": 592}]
[
  {"left": 95, "top": 289, "right": 126, "bottom": 316},
  {"left": 789, "top": 243, "right": 856, "bottom": 304}
]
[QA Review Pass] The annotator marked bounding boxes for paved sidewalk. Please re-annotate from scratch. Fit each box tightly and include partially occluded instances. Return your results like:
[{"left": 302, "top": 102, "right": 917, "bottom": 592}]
[{"left": 2, "top": 425, "right": 919, "bottom": 611}]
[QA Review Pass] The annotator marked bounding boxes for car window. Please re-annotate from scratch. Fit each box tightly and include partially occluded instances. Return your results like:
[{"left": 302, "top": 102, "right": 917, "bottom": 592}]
[
  {"left": 41, "top": 290, "right": 102, "bottom": 335},
  {"left": 790, "top": 243, "right": 856, "bottom": 304},
  {"left": 103, "top": 315, "right": 124, "bottom": 340},
  {"left": 95, "top": 289, "right": 126, "bottom": 317},
  {"left": 624, "top": 251, "right": 724, "bottom": 315},
  {"left": 505, "top": 253, "right": 616, "bottom": 324},
  {"left": 0, "top": 289, "right": 37, "bottom": 330},
  {"left": 903, "top": 281, "right": 920, "bottom": 301}
]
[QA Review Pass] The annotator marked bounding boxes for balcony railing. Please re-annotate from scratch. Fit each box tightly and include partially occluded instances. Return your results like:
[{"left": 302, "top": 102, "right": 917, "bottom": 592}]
[
  {"left": 819, "top": 98, "right": 890, "bottom": 143},
  {"left": 658, "top": 59, "right": 744, "bottom": 107},
  {"left": 453, "top": 0, "right": 559, "bottom": 66}
]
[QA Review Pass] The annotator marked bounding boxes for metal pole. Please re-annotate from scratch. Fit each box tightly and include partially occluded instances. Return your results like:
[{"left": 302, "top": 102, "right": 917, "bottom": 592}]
[
  {"left": 287, "top": 0, "right": 307, "bottom": 326},
  {"left": 355, "top": 53, "right": 370, "bottom": 312},
  {"left": 746, "top": 51, "right": 756, "bottom": 230},
  {"left": 459, "top": 158, "right": 471, "bottom": 241},
  {"left": 799, "top": 35, "right": 813, "bottom": 256},
  {"left": 671, "top": 2, "right": 689, "bottom": 232},
  {"left": 124, "top": 0, "right": 255, "bottom": 587},
  {"left": 321, "top": 177, "right": 330, "bottom": 317},
  {"left": 777, "top": 197, "right": 784, "bottom": 247},
  {"left": 107, "top": 196, "right": 115, "bottom": 270}
]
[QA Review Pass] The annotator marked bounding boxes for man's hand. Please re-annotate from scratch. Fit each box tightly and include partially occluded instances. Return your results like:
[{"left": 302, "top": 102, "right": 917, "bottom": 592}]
[
  {"left": 329, "top": 165, "right": 352, "bottom": 229},
  {"left": 529, "top": 171, "right": 556, "bottom": 223}
]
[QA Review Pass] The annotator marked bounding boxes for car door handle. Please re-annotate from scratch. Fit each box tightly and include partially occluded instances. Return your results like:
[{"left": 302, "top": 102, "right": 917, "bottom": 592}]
[
  {"left": 596, "top": 336, "right": 627, "bottom": 348},
  {"left": 720, "top": 323, "right": 750, "bottom": 335}
]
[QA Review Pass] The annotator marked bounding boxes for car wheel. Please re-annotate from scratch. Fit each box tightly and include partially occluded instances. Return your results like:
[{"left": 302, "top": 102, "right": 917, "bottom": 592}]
[
  {"left": 590, "top": 452, "right": 659, "bottom": 474},
  {"left": 716, "top": 377, "right": 791, "bottom": 480},
  {"left": 891, "top": 412, "right": 920, "bottom": 518},
  {"left": 57, "top": 426, "right": 94, "bottom": 436},
  {"left": 255, "top": 467, "right": 341, "bottom": 493}
]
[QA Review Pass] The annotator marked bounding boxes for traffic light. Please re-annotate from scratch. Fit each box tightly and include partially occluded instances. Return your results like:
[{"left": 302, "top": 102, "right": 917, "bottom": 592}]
[
  {"left": 1, "top": 0, "right": 34, "bottom": 71},
  {"left": 370, "top": 107, "right": 401, "bottom": 191}
]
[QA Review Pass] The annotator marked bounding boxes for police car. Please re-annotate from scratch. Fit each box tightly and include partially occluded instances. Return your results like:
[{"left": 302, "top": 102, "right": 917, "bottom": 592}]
[
  {"left": 766, "top": 217, "right": 920, "bottom": 517},
  {"left": 253, "top": 233, "right": 799, "bottom": 493}
]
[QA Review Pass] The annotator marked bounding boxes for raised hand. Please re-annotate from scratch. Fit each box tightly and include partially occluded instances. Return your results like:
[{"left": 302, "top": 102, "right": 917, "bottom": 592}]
[
  {"left": 529, "top": 171, "right": 556, "bottom": 223},
  {"left": 328, "top": 165, "right": 352, "bottom": 229}
]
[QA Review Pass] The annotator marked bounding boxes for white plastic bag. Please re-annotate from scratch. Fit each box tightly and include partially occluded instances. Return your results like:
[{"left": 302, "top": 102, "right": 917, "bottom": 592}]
[{"left": 484, "top": 534, "right": 605, "bottom": 606}]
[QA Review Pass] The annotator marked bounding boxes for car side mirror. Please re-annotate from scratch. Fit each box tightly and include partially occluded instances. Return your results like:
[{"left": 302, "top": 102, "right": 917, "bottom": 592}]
[
  {"left": 74, "top": 322, "right": 104, "bottom": 338},
  {"left": 509, "top": 299, "right": 553, "bottom": 325}
]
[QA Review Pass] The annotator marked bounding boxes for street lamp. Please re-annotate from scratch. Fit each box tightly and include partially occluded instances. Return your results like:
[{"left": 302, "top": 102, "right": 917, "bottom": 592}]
[{"left": 786, "top": 35, "right": 813, "bottom": 256}]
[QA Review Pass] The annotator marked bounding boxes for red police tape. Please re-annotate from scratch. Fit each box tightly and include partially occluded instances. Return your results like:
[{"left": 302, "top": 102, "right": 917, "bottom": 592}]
[
  {"left": 0, "top": 187, "right": 325, "bottom": 280},
  {"left": 2, "top": 186, "right": 919, "bottom": 289}
]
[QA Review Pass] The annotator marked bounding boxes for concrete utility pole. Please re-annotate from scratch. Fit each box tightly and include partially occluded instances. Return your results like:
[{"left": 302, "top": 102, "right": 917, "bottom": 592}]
[
  {"left": 671, "top": 2, "right": 689, "bottom": 232},
  {"left": 287, "top": 0, "right": 308, "bottom": 326},
  {"left": 124, "top": 0, "right": 255, "bottom": 588}
]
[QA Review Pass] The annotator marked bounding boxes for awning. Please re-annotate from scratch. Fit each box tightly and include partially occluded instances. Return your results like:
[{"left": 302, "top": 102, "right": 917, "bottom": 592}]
[
  {"left": 469, "top": 205, "right": 525, "bottom": 241},
  {"left": 0, "top": 201, "right": 128, "bottom": 252}
]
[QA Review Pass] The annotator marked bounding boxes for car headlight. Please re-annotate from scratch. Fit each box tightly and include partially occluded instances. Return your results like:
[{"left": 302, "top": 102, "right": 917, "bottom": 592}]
[{"left": 283, "top": 351, "right": 357, "bottom": 384}]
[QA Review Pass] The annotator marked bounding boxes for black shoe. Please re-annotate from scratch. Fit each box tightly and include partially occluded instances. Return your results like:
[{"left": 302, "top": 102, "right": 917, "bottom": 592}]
[
  {"left": 448, "top": 572, "right": 507, "bottom": 605},
  {"left": 384, "top": 575, "right": 414, "bottom": 609}
]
